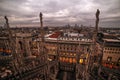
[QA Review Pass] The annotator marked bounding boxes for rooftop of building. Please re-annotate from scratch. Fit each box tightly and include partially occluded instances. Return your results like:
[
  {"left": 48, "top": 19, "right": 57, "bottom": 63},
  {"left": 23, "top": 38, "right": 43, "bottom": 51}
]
[
  {"left": 49, "top": 31, "right": 62, "bottom": 38},
  {"left": 103, "top": 38, "right": 120, "bottom": 43}
]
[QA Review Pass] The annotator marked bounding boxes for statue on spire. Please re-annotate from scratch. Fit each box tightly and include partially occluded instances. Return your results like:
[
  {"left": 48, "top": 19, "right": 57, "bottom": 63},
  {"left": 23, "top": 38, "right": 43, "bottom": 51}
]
[
  {"left": 96, "top": 9, "right": 100, "bottom": 22},
  {"left": 95, "top": 9, "right": 100, "bottom": 34}
]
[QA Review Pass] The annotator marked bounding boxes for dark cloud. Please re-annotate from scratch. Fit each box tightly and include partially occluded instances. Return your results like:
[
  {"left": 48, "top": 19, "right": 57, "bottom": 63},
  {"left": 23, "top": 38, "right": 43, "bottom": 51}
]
[{"left": 0, "top": 0, "right": 120, "bottom": 27}]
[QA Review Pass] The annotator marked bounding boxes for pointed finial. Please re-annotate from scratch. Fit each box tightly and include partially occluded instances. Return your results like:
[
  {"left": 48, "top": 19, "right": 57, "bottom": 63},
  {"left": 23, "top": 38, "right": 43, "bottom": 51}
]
[
  {"left": 40, "top": 12, "right": 42, "bottom": 21},
  {"left": 4, "top": 16, "right": 8, "bottom": 23},
  {"left": 4, "top": 16, "right": 8, "bottom": 20},
  {"left": 39, "top": 12, "right": 43, "bottom": 27}
]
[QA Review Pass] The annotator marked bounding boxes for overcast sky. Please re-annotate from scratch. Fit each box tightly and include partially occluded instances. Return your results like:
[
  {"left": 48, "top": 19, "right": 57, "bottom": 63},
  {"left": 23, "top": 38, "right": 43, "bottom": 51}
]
[{"left": 0, "top": 0, "right": 120, "bottom": 27}]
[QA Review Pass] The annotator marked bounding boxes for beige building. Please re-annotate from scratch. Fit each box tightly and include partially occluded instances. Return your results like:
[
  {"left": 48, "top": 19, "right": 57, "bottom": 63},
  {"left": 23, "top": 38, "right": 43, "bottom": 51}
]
[
  {"left": 43, "top": 32, "right": 92, "bottom": 71},
  {"left": 102, "top": 39, "right": 120, "bottom": 68}
]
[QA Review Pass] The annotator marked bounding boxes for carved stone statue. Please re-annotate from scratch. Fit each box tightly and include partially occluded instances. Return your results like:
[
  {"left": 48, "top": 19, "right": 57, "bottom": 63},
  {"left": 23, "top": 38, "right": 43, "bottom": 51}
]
[{"left": 95, "top": 9, "right": 100, "bottom": 33}]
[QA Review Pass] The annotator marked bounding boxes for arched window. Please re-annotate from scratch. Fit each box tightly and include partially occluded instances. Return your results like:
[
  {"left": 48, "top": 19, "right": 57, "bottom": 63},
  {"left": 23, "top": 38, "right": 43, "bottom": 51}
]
[
  {"left": 29, "top": 41, "right": 31, "bottom": 45},
  {"left": 63, "top": 57, "right": 65, "bottom": 62},
  {"left": 19, "top": 41, "right": 23, "bottom": 50},
  {"left": 118, "top": 58, "right": 120, "bottom": 63},
  {"left": 117, "top": 58, "right": 120, "bottom": 66},
  {"left": 69, "top": 58, "right": 72, "bottom": 63},
  {"left": 73, "top": 58, "right": 76, "bottom": 63},
  {"left": 59, "top": 57, "right": 62, "bottom": 61},
  {"left": 66, "top": 58, "right": 68, "bottom": 62},
  {"left": 107, "top": 56, "right": 112, "bottom": 62}
]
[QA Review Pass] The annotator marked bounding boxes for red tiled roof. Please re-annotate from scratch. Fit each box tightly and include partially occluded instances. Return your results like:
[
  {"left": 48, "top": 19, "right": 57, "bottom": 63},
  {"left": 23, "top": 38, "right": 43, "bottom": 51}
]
[{"left": 49, "top": 32, "right": 61, "bottom": 38}]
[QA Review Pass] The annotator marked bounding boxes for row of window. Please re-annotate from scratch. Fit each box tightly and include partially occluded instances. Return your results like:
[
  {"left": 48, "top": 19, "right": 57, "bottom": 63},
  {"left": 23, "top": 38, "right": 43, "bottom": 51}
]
[
  {"left": 59, "top": 47, "right": 77, "bottom": 51},
  {"left": 107, "top": 57, "right": 120, "bottom": 63},
  {"left": 104, "top": 47, "right": 120, "bottom": 51},
  {"left": 59, "top": 37, "right": 91, "bottom": 42},
  {"left": 48, "top": 51, "right": 56, "bottom": 54},
  {"left": 104, "top": 51, "right": 120, "bottom": 54},
  {"left": 45, "top": 43, "right": 56, "bottom": 47},
  {"left": 59, "top": 52, "right": 76, "bottom": 56},
  {"left": 59, "top": 57, "right": 76, "bottom": 63},
  {"left": 49, "top": 49, "right": 56, "bottom": 51},
  {"left": 59, "top": 45, "right": 77, "bottom": 51},
  {"left": 59, "top": 44, "right": 77, "bottom": 48}
]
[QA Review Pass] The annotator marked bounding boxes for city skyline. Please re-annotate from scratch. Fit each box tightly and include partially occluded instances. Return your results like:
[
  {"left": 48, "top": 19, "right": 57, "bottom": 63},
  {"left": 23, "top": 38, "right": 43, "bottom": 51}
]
[
  {"left": 0, "top": 10, "right": 120, "bottom": 79},
  {"left": 0, "top": 0, "right": 120, "bottom": 27}
]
